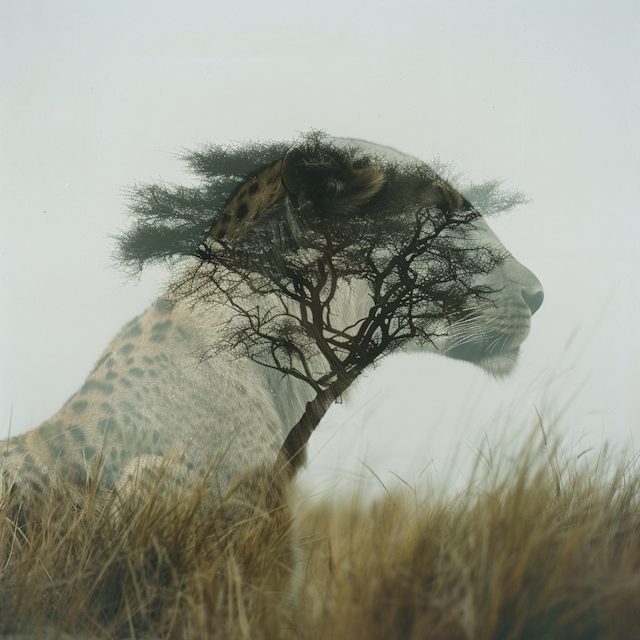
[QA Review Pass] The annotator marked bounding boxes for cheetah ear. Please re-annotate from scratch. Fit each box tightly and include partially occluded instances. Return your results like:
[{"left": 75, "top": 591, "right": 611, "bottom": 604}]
[
  {"left": 281, "top": 145, "right": 386, "bottom": 216},
  {"left": 281, "top": 147, "right": 313, "bottom": 197}
]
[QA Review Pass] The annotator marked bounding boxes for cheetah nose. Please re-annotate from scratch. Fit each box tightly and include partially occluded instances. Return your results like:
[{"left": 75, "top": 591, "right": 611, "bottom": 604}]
[{"left": 522, "top": 287, "right": 544, "bottom": 315}]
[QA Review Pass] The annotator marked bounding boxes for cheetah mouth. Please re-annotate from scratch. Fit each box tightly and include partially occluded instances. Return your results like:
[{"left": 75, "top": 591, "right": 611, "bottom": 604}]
[
  {"left": 441, "top": 307, "right": 532, "bottom": 377},
  {"left": 446, "top": 341, "right": 521, "bottom": 378},
  {"left": 443, "top": 319, "right": 531, "bottom": 378}
]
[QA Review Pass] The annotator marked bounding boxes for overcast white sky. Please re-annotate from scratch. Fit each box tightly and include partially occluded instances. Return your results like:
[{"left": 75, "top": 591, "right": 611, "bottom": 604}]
[{"left": 1, "top": 0, "right": 639, "bottom": 499}]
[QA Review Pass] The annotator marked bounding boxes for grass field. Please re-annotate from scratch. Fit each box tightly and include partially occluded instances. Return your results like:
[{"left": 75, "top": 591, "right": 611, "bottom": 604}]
[{"left": 0, "top": 435, "right": 638, "bottom": 639}]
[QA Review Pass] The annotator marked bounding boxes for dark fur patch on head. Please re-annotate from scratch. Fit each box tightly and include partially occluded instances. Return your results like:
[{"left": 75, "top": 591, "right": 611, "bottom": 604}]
[
  {"left": 207, "top": 141, "right": 387, "bottom": 245},
  {"left": 281, "top": 144, "right": 386, "bottom": 217},
  {"left": 205, "top": 134, "right": 474, "bottom": 253}
]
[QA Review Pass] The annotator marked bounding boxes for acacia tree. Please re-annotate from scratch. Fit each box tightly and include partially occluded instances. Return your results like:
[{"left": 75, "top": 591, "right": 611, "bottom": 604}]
[{"left": 117, "top": 133, "right": 526, "bottom": 473}]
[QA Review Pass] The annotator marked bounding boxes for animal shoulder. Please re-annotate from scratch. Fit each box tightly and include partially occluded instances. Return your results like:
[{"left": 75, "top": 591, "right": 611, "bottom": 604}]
[{"left": 1, "top": 295, "right": 288, "bottom": 513}]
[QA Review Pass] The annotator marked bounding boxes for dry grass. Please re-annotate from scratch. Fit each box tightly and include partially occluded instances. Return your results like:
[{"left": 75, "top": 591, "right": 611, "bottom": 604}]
[{"left": 0, "top": 440, "right": 639, "bottom": 639}]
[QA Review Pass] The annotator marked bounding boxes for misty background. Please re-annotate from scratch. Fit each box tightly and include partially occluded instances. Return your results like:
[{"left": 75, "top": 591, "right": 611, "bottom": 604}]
[{"left": 1, "top": 0, "right": 639, "bottom": 500}]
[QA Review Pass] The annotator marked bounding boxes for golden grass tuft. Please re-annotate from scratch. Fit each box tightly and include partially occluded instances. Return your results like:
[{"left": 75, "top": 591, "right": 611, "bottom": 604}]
[{"left": 0, "top": 441, "right": 639, "bottom": 639}]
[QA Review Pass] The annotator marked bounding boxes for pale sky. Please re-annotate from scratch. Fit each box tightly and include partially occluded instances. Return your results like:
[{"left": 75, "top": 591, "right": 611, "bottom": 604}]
[{"left": 1, "top": 0, "right": 639, "bottom": 499}]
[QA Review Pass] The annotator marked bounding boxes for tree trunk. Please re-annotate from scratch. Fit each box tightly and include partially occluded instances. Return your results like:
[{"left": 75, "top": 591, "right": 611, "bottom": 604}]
[{"left": 274, "top": 374, "right": 357, "bottom": 478}]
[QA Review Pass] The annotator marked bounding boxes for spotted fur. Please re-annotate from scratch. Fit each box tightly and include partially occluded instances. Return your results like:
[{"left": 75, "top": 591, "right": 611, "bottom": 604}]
[{"left": 210, "top": 159, "right": 286, "bottom": 240}]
